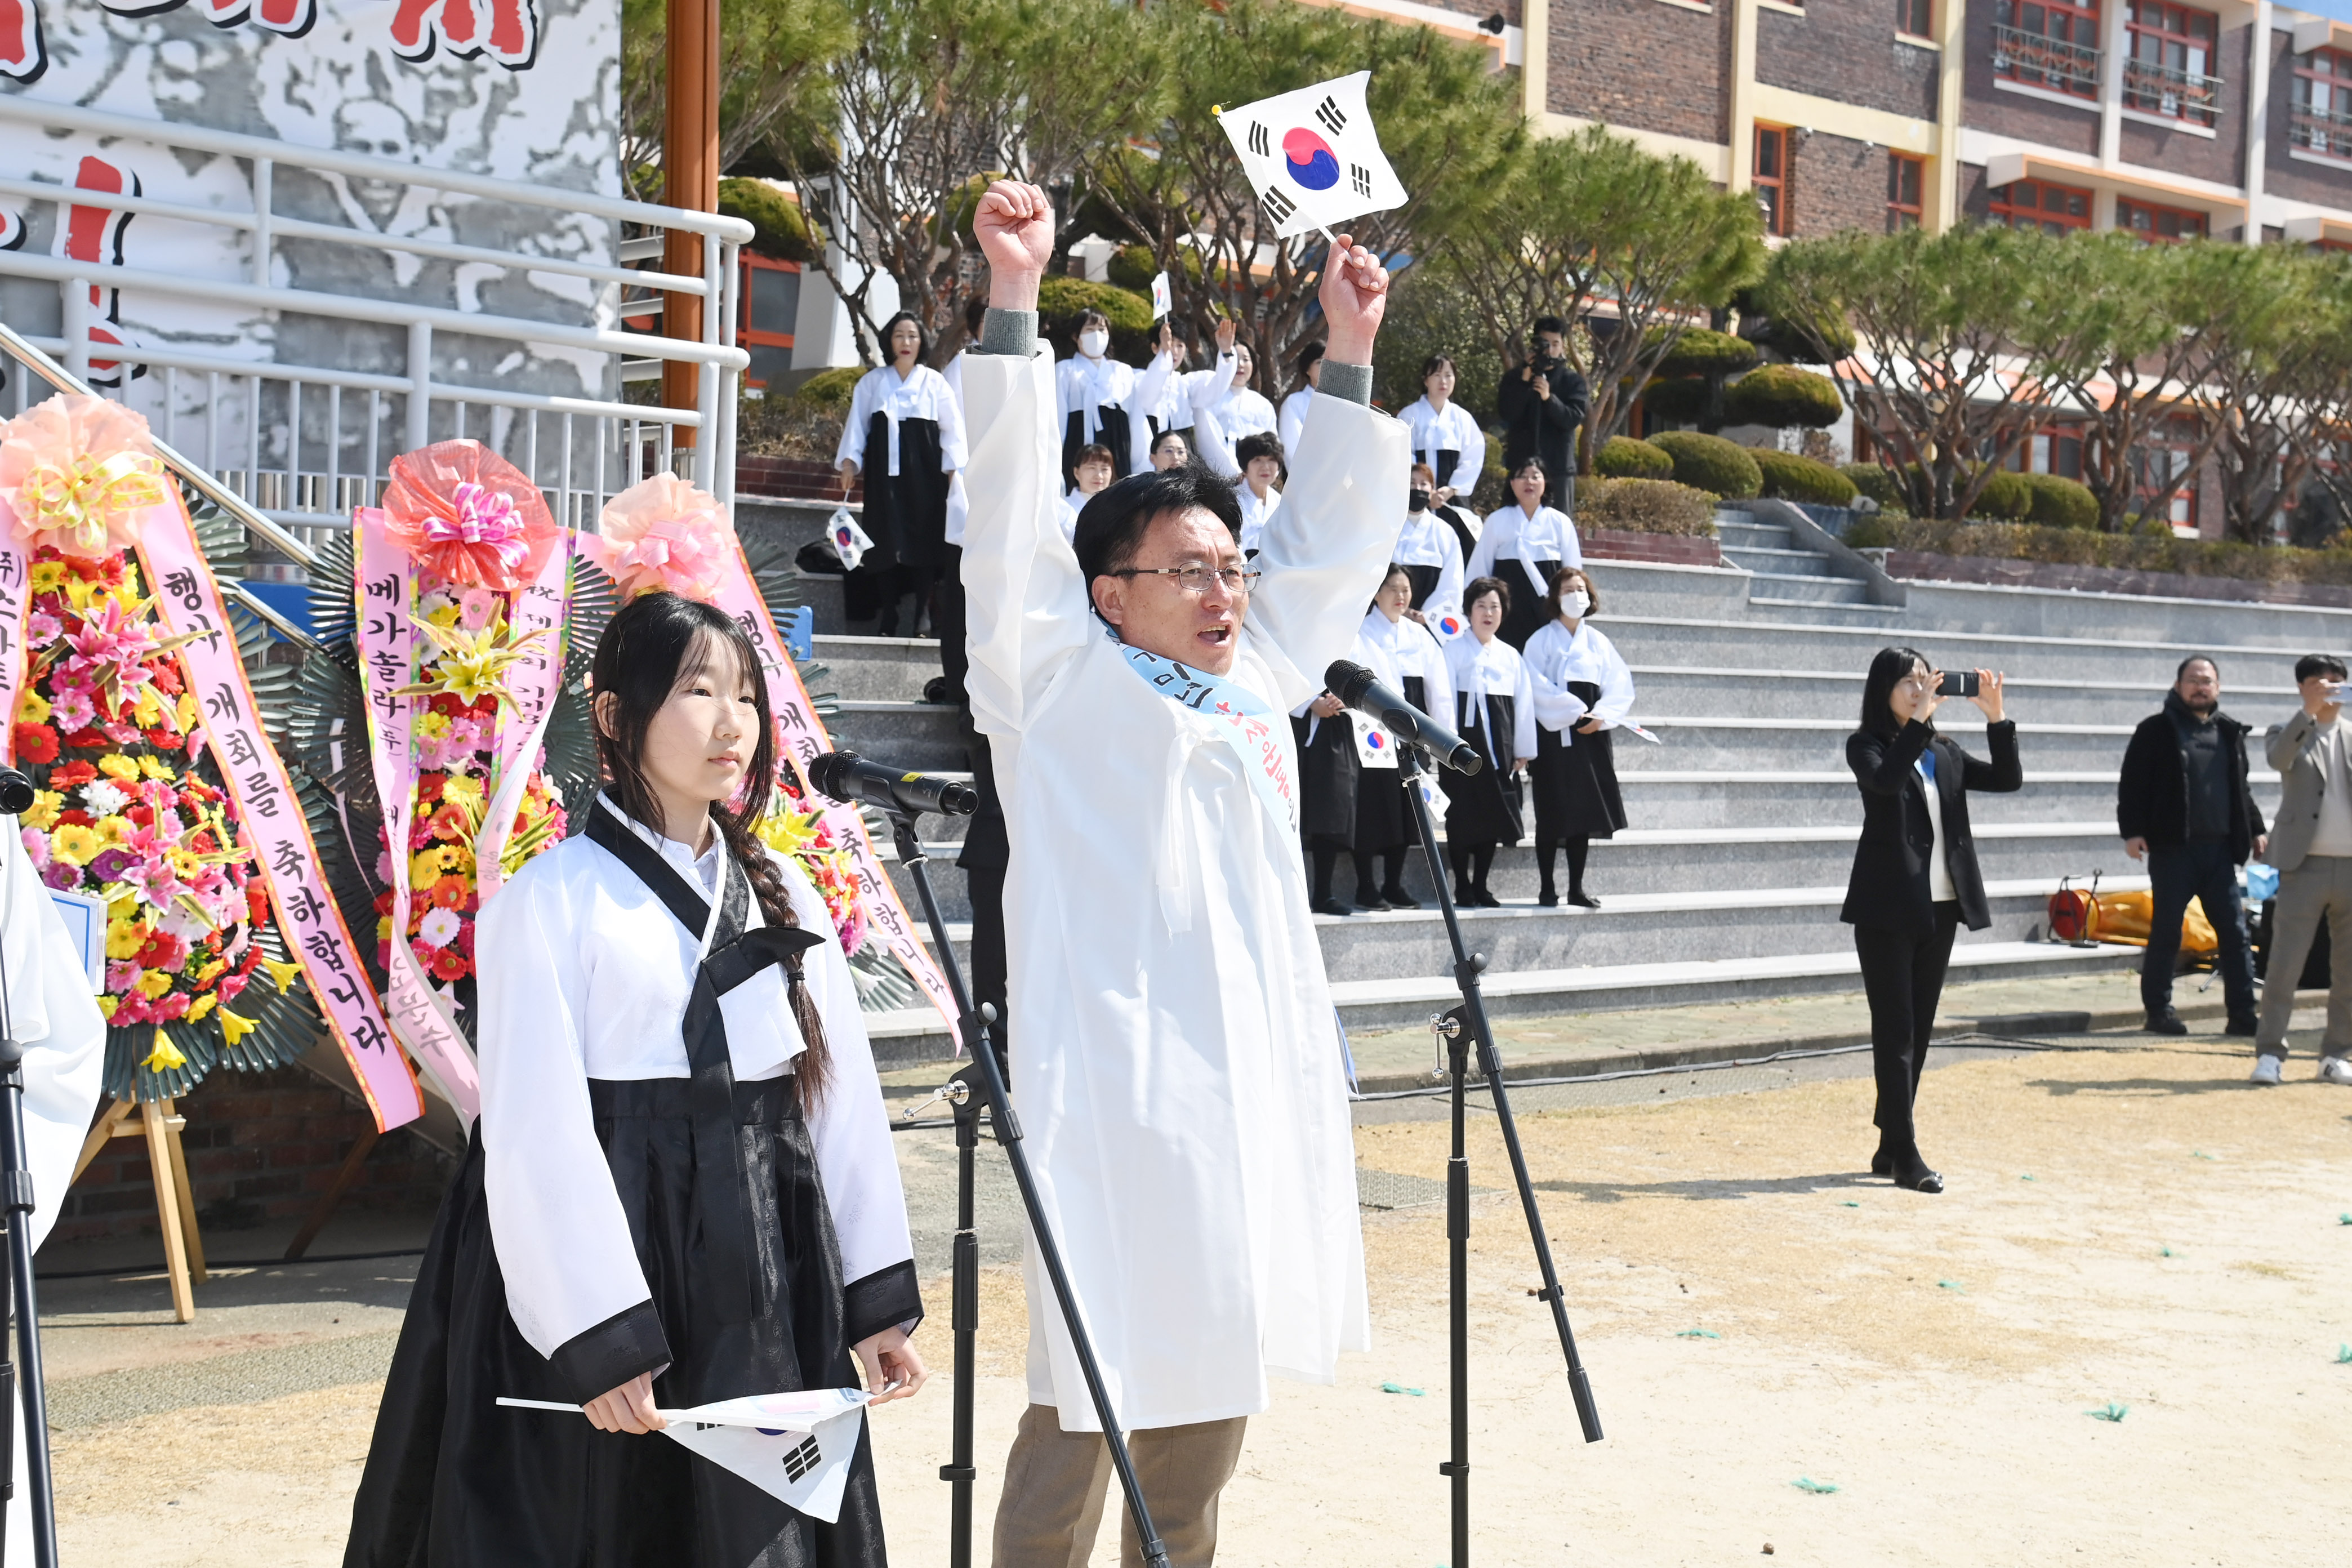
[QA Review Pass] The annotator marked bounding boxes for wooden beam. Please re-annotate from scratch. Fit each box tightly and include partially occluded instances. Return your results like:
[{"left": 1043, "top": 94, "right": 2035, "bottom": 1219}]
[
  {"left": 283, "top": 1124, "right": 380, "bottom": 1263},
  {"left": 661, "top": 0, "right": 722, "bottom": 434},
  {"left": 159, "top": 1097, "right": 207, "bottom": 1286},
  {"left": 142, "top": 1099, "right": 195, "bottom": 1324}
]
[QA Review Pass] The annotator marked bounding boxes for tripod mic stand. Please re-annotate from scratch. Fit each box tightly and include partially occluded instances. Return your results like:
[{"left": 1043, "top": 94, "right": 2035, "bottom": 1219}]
[
  {"left": 1396, "top": 743, "right": 1602, "bottom": 1568},
  {"left": 880, "top": 809, "right": 1172, "bottom": 1568}
]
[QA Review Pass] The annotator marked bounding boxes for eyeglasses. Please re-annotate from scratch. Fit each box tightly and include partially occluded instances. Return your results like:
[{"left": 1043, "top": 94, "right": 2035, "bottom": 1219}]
[{"left": 1110, "top": 564, "right": 1263, "bottom": 595}]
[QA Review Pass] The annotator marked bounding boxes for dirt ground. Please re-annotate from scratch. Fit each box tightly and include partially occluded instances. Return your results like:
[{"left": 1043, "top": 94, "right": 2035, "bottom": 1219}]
[{"left": 47, "top": 1034, "right": 2351, "bottom": 1566}]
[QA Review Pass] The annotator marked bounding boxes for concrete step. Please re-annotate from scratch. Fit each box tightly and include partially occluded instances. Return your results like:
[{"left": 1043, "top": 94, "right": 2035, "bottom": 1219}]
[
  {"left": 1721, "top": 545, "right": 1836, "bottom": 572},
  {"left": 1739, "top": 572, "right": 1875, "bottom": 604}
]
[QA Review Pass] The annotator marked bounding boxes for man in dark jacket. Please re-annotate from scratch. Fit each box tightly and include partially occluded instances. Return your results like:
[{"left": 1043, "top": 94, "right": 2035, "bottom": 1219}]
[
  {"left": 2118, "top": 655, "right": 2266, "bottom": 1035},
  {"left": 1495, "top": 315, "right": 1588, "bottom": 512}
]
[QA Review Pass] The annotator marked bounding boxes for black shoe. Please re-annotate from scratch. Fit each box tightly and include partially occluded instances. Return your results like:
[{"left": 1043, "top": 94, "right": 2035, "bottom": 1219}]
[
  {"left": 876, "top": 610, "right": 901, "bottom": 637},
  {"left": 2145, "top": 1010, "right": 2189, "bottom": 1036},
  {"left": 1566, "top": 890, "right": 1602, "bottom": 910},
  {"left": 1355, "top": 890, "right": 1389, "bottom": 912},
  {"left": 1470, "top": 887, "right": 1503, "bottom": 908},
  {"left": 1892, "top": 1161, "right": 1944, "bottom": 1194},
  {"left": 922, "top": 676, "right": 963, "bottom": 705},
  {"left": 1870, "top": 1147, "right": 1893, "bottom": 1177},
  {"left": 1379, "top": 885, "right": 1420, "bottom": 910},
  {"left": 2225, "top": 1014, "right": 2259, "bottom": 1037},
  {"left": 1312, "top": 897, "right": 1355, "bottom": 917},
  {"left": 1536, "top": 890, "right": 1560, "bottom": 908},
  {"left": 1453, "top": 883, "right": 1476, "bottom": 906}
]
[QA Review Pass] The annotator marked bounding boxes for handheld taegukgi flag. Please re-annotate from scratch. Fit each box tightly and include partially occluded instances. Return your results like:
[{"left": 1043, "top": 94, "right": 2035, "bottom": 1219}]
[
  {"left": 1217, "top": 70, "right": 1409, "bottom": 240},
  {"left": 498, "top": 1389, "right": 872, "bottom": 1522}
]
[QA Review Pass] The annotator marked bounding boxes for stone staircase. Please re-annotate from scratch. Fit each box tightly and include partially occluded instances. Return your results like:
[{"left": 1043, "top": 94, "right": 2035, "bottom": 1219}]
[
  {"left": 1715, "top": 505, "right": 1879, "bottom": 608},
  {"left": 741, "top": 495, "right": 2336, "bottom": 1062}
]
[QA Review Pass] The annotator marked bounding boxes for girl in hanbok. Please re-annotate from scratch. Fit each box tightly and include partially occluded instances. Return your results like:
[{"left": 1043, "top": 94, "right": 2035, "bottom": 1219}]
[
  {"left": 1467, "top": 458, "right": 1582, "bottom": 649},
  {"left": 836, "top": 311, "right": 967, "bottom": 635},
  {"left": 1348, "top": 564, "right": 1455, "bottom": 910},
  {"left": 1399, "top": 353, "right": 1486, "bottom": 510},
  {"left": 346, "top": 591, "right": 925, "bottom": 1568},
  {"left": 1277, "top": 341, "right": 1323, "bottom": 455},
  {"left": 1055, "top": 308, "right": 1148, "bottom": 490},
  {"left": 1233, "top": 431, "right": 1285, "bottom": 554},
  {"left": 1525, "top": 567, "right": 1632, "bottom": 909},
  {"left": 1442, "top": 576, "right": 1537, "bottom": 907},
  {"left": 1148, "top": 427, "right": 1193, "bottom": 471},
  {"left": 1393, "top": 462, "right": 1465, "bottom": 622}
]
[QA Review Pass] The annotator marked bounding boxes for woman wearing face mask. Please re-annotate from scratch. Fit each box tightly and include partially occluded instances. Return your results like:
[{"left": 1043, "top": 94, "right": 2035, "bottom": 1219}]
[
  {"left": 1055, "top": 309, "right": 1149, "bottom": 492},
  {"left": 1393, "top": 461, "right": 1465, "bottom": 623},
  {"left": 348, "top": 592, "right": 925, "bottom": 1567},
  {"left": 1466, "top": 458, "right": 1582, "bottom": 650},
  {"left": 1442, "top": 576, "right": 1536, "bottom": 907},
  {"left": 1524, "top": 567, "right": 1629, "bottom": 909},
  {"left": 836, "top": 311, "right": 967, "bottom": 638},
  {"left": 1843, "top": 648, "right": 2016, "bottom": 1195},
  {"left": 1279, "top": 341, "right": 1324, "bottom": 455},
  {"left": 1233, "top": 431, "right": 1285, "bottom": 554},
  {"left": 1400, "top": 353, "right": 1485, "bottom": 511},
  {"left": 1347, "top": 563, "right": 1456, "bottom": 911}
]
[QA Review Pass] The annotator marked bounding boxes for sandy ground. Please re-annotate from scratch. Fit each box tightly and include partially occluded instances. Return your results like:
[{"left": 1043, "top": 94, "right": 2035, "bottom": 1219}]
[{"left": 43, "top": 1030, "right": 2352, "bottom": 1566}]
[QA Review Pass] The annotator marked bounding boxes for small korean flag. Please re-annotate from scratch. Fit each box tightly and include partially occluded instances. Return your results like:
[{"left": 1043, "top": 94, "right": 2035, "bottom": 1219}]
[
  {"left": 1429, "top": 611, "right": 1467, "bottom": 643},
  {"left": 827, "top": 505, "right": 874, "bottom": 572},
  {"left": 1351, "top": 711, "right": 1399, "bottom": 770},
  {"left": 1151, "top": 270, "right": 1173, "bottom": 321},
  {"left": 1218, "top": 71, "right": 1409, "bottom": 240}
]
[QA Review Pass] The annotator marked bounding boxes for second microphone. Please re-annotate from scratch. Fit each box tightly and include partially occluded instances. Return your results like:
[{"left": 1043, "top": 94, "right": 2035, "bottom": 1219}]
[{"left": 808, "top": 750, "right": 979, "bottom": 817}]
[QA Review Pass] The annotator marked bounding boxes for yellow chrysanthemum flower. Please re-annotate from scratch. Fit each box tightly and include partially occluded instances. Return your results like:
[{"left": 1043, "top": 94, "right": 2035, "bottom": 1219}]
[
  {"left": 135, "top": 969, "right": 172, "bottom": 999},
  {"left": 14, "top": 690, "right": 50, "bottom": 724},
  {"left": 195, "top": 958, "right": 227, "bottom": 985},
  {"left": 440, "top": 774, "right": 485, "bottom": 810},
  {"left": 95, "top": 995, "right": 118, "bottom": 1021},
  {"left": 409, "top": 850, "right": 444, "bottom": 889},
  {"left": 50, "top": 823, "right": 100, "bottom": 866},
  {"left": 415, "top": 711, "right": 452, "bottom": 740},
  {"left": 28, "top": 561, "right": 65, "bottom": 594},
  {"left": 139, "top": 754, "right": 172, "bottom": 781},
  {"left": 166, "top": 848, "right": 202, "bottom": 880},
  {"left": 176, "top": 691, "right": 198, "bottom": 732},
  {"left": 93, "top": 815, "right": 127, "bottom": 847},
  {"left": 97, "top": 755, "right": 140, "bottom": 783},
  {"left": 185, "top": 994, "right": 218, "bottom": 1023},
  {"left": 132, "top": 688, "right": 163, "bottom": 727},
  {"left": 20, "top": 791, "right": 61, "bottom": 831},
  {"left": 142, "top": 1029, "right": 186, "bottom": 1072},
  {"left": 106, "top": 917, "right": 149, "bottom": 960},
  {"left": 376, "top": 915, "right": 394, "bottom": 942}
]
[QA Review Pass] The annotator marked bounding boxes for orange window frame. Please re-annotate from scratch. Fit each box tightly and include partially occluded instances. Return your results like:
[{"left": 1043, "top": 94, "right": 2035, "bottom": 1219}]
[
  {"left": 1754, "top": 125, "right": 1789, "bottom": 238},
  {"left": 1887, "top": 154, "right": 1925, "bottom": 231}
]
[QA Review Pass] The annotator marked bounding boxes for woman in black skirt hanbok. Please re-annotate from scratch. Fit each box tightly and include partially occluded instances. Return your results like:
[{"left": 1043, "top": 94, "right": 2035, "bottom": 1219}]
[
  {"left": 1442, "top": 576, "right": 1537, "bottom": 906},
  {"left": 345, "top": 592, "right": 926, "bottom": 1568},
  {"left": 837, "top": 311, "right": 966, "bottom": 635},
  {"left": 1524, "top": 566, "right": 1633, "bottom": 909},
  {"left": 1348, "top": 564, "right": 1455, "bottom": 911}
]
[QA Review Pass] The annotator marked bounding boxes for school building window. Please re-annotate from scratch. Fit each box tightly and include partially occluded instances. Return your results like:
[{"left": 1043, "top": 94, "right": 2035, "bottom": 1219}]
[
  {"left": 1887, "top": 154, "right": 1925, "bottom": 231},
  {"left": 2132, "top": 415, "right": 2202, "bottom": 529},
  {"left": 1995, "top": 0, "right": 2104, "bottom": 99},
  {"left": 2123, "top": 3, "right": 2220, "bottom": 127},
  {"left": 1754, "top": 126, "right": 1788, "bottom": 238},
  {"left": 2293, "top": 47, "right": 2352, "bottom": 161},
  {"left": 1899, "top": 0, "right": 1932, "bottom": 37},
  {"left": 2118, "top": 198, "right": 2208, "bottom": 242},
  {"left": 1987, "top": 178, "right": 2092, "bottom": 233},
  {"left": 738, "top": 254, "right": 802, "bottom": 390}
]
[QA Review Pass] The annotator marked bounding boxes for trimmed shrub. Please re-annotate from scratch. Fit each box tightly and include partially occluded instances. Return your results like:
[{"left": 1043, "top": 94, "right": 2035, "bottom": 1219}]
[
  {"left": 1842, "top": 463, "right": 1909, "bottom": 512},
  {"left": 790, "top": 366, "right": 863, "bottom": 415},
  {"left": 1843, "top": 512, "right": 1898, "bottom": 549},
  {"left": 1639, "top": 378, "right": 1707, "bottom": 426},
  {"left": 1965, "top": 469, "right": 2034, "bottom": 522},
  {"left": 1649, "top": 327, "right": 1758, "bottom": 380},
  {"left": 1038, "top": 277, "right": 1157, "bottom": 362},
  {"left": 718, "top": 179, "right": 822, "bottom": 264},
  {"left": 1857, "top": 516, "right": 2352, "bottom": 589},
  {"left": 1648, "top": 430, "right": 1763, "bottom": 500},
  {"left": 1576, "top": 477, "right": 1718, "bottom": 536},
  {"left": 1753, "top": 448, "right": 1860, "bottom": 506},
  {"left": 1723, "top": 364, "right": 1845, "bottom": 429},
  {"left": 2023, "top": 471, "right": 2100, "bottom": 529},
  {"left": 1594, "top": 436, "right": 1674, "bottom": 479},
  {"left": 1734, "top": 287, "right": 1859, "bottom": 363}
]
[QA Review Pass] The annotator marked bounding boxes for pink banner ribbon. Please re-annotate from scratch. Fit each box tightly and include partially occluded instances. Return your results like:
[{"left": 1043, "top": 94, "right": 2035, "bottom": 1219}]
[
  {"left": 141, "top": 506, "right": 424, "bottom": 1132},
  {"left": 355, "top": 507, "right": 482, "bottom": 1121},
  {"left": 709, "top": 544, "right": 960, "bottom": 1043},
  {"left": 473, "top": 541, "right": 571, "bottom": 906}
]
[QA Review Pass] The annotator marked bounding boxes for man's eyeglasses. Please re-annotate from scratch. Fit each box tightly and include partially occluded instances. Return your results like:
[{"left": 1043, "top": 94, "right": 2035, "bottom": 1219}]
[{"left": 1110, "top": 564, "right": 1263, "bottom": 595}]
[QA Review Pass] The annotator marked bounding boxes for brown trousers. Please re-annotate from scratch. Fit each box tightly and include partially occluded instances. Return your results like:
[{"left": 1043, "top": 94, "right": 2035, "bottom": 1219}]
[{"left": 991, "top": 1403, "right": 1248, "bottom": 1568}]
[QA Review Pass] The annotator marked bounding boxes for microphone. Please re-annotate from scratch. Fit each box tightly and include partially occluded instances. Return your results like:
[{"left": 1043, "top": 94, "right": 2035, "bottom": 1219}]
[
  {"left": 1325, "top": 660, "right": 1485, "bottom": 776},
  {"left": 807, "top": 750, "right": 979, "bottom": 818},
  {"left": 0, "top": 769, "right": 32, "bottom": 816}
]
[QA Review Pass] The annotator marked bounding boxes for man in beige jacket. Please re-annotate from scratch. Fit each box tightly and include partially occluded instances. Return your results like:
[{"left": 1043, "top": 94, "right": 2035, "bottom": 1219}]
[{"left": 2252, "top": 652, "right": 2352, "bottom": 1085}]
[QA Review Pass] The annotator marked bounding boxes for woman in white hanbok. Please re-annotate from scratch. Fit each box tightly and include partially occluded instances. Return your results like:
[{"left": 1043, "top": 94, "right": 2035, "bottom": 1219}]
[{"left": 1524, "top": 567, "right": 1633, "bottom": 908}]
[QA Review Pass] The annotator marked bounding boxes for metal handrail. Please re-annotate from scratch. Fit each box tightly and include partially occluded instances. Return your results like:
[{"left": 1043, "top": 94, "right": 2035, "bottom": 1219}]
[
  {"left": 0, "top": 320, "right": 322, "bottom": 642},
  {"left": 1992, "top": 22, "right": 2103, "bottom": 93},
  {"left": 2122, "top": 54, "right": 2223, "bottom": 123},
  {"left": 0, "top": 97, "right": 752, "bottom": 244}
]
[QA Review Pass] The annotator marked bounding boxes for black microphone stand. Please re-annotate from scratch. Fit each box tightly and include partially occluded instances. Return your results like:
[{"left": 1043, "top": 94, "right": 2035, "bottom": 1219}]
[
  {"left": 1395, "top": 742, "right": 1602, "bottom": 1568},
  {"left": 880, "top": 809, "right": 1171, "bottom": 1568},
  {"left": 0, "top": 832, "right": 60, "bottom": 1568}
]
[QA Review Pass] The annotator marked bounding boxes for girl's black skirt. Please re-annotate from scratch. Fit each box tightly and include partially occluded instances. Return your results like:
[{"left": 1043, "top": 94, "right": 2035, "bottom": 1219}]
[
  {"left": 344, "top": 1076, "right": 892, "bottom": 1568},
  {"left": 1532, "top": 681, "right": 1628, "bottom": 843}
]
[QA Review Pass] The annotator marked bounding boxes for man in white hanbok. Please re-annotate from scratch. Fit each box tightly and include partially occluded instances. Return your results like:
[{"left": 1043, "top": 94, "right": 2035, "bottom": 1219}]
[{"left": 955, "top": 180, "right": 1405, "bottom": 1567}]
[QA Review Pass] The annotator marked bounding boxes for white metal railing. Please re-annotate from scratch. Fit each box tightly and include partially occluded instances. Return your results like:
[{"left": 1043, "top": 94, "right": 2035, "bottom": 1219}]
[
  {"left": 0, "top": 97, "right": 750, "bottom": 555},
  {"left": 1993, "top": 22, "right": 2104, "bottom": 98},
  {"left": 2293, "top": 100, "right": 2352, "bottom": 162},
  {"left": 2123, "top": 54, "right": 2223, "bottom": 127}
]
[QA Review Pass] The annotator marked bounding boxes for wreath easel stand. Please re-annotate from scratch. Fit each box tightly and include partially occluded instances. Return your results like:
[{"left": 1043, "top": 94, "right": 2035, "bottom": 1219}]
[{"left": 69, "top": 1097, "right": 207, "bottom": 1323}]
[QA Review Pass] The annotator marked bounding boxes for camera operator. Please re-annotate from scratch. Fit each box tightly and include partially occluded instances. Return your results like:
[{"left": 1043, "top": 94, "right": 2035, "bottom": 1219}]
[
  {"left": 1496, "top": 315, "right": 1588, "bottom": 513},
  {"left": 1841, "top": 649, "right": 2018, "bottom": 1194}
]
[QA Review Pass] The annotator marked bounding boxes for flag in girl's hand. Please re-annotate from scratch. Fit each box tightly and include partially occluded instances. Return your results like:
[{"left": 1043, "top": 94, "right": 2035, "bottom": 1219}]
[{"left": 1217, "top": 72, "right": 1407, "bottom": 240}]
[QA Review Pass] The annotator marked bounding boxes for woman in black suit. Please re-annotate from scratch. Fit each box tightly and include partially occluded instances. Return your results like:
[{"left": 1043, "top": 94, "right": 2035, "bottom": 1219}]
[{"left": 1842, "top": 647, "right": 2019, "bottom": 1193}]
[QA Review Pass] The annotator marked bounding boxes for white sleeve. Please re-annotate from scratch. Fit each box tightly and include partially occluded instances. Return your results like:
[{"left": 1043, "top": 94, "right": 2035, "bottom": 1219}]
[
  {"left": 836, "top": 371, "right": 877, "bottom": 469},
  {"left": 935, "top": 367, "right": 969, "bottom": 472},
  {"left": 1415, "top": 627, "right": 1455, "bottom": 734},
  {"left": 1558, "top": 509, "right": 1584, "bottom": 571},
  {"left": 1054, "top": 356, "right": 1077, "bottom": 428},
  {"left": 1525, "top": 630, "right": 1591, "bottom": 733},
  {"left": 786, "top": 857, "right": 917, "bottom": 1328},
  {"left": 1193, "top": 398, "right": 1240, "bottom": 479},
  {"left": 1135, "top": 350, "right": 1174, "bottom": 426},
  {"left": 1464, "top": 509, "right": 1505, "bottom": 583},
  {"left": 1591, "top": 632, "right": 1635, "bottom": 728},
  {"left": 1431, "top": 528, "right": 1465, "bottom": 620},
  {"left": 480, "top": 860, "right": 655, "bottom": 1378},
  {"left": 961, "top": 345, "right": 1091, "bottom": 741},
  {"left": 0, "top": 823, "right": 104, "bottom": 1258},
  {"left": 1512, "top": 654, "right": 1539, "bottom": 760},
  {"left": 1279, "top": 391, "right": 1308, "bottom": 456},
  {"left": 1453, "top": 413, "right": 1486, "bottom": 496},
  {"left": 1244, "top": 393, "right": 1410, "bottom": 712}
]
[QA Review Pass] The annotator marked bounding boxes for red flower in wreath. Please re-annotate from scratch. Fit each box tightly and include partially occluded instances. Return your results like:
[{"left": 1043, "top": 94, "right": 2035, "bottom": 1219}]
[
  {"left": 428, "top": 946, "right": 471, "bottom": 982},
  {"left": 51, "top": 760, "right": 96, "bottom": 788},
  {"left": 12, "top": 724, "right": 56, "bottom": 764}
]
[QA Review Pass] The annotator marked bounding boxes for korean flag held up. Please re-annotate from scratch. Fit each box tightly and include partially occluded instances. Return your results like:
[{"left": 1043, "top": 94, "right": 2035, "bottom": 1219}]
[{"left": 1217, "top": 71, "right": 1408, "bottom": 240}]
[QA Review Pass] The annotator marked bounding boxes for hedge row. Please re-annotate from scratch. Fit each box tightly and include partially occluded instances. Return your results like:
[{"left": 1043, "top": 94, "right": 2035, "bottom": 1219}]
[
  {"left": 1842, "top": 517, "right": 2352, "bottom": 586},
  {"left": 1576, "top": 477, "right": 1719, "bottom": 536}
]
